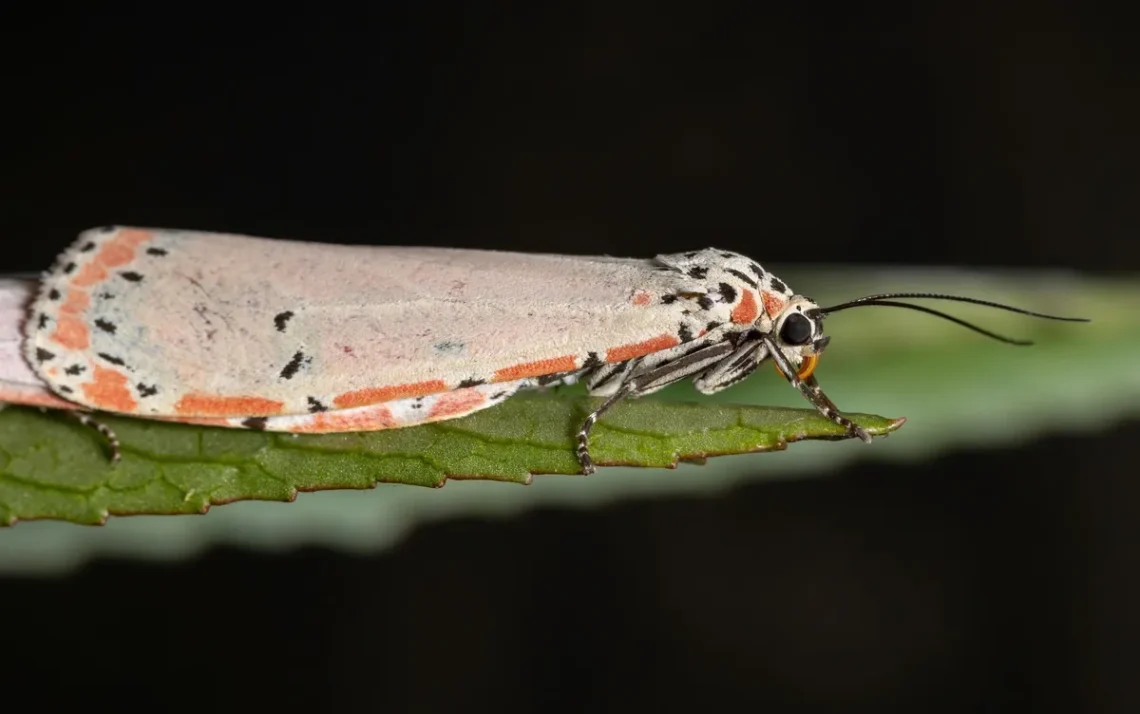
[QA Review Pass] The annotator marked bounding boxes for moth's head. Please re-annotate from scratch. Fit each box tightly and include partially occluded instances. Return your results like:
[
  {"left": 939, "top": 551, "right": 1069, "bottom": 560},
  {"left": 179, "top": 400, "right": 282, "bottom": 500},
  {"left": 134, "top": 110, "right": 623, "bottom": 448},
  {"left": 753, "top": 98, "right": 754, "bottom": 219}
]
[{"left": 766, "top": 296, "right": 829, "bottom": 381}]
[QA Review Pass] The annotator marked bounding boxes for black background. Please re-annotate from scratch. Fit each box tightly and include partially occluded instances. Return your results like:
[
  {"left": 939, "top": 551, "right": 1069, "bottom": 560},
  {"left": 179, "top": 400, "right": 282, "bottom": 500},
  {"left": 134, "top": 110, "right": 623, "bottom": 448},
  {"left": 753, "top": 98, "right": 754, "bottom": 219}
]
[{"left": 2, "top": 4, "right": 1139, "bottom": 712}]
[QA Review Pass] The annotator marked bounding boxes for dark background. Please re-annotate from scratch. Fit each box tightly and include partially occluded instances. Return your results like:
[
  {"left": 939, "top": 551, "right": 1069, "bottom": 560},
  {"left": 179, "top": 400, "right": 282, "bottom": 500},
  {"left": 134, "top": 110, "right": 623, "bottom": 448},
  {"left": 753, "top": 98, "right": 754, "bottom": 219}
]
[{"left": 2, "top": 3, "right": 1139, "bottom": 712}]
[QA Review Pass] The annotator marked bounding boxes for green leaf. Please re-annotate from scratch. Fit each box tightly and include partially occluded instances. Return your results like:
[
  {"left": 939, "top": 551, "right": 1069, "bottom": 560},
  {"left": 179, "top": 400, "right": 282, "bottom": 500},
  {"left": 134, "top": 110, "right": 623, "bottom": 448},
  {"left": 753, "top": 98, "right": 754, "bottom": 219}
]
[{"left": 0, "top": 397, "right": 903, "bottom": 526}]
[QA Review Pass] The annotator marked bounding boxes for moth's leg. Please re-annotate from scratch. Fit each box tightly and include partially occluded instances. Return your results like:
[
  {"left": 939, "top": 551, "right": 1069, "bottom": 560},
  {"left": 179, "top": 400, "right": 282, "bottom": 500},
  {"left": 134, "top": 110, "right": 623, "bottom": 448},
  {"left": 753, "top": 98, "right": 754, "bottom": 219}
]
[
  {"left": 692, "top": 342, "right": 762, "bottom": 395},
  {"left": 584, "top": 358, "right": 639, "bottom": 396},
  {"left": 799, "top": 375, "right": 871, "bottom": 442},
  {"left": 762, "top": 335, "right": 871, "bottom": 442},
  {"left": 577, "top": 342, "right": 737, "bottom": 475},
  {"left": 59, "top": 409, "right": 122, "bottom": 463},
  {"left": 576, "top": 382, "right": 636, "bottom": 475}
]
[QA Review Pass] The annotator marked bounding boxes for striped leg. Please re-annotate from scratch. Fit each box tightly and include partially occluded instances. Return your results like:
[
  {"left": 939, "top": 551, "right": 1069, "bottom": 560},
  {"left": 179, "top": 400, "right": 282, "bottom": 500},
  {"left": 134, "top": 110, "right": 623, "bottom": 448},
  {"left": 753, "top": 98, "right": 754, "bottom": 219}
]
[
  {"left": 576, "top": 383, "right": 636, "bottom": 475},
  {"left": 61, "top": 410, "right": 122, "bottom": 463},
  {"left": 577, "top": 341, "right": 738, "bottom": 474},
  {"left": 761, "top": 335, "right": 870, "bottom": 442},
  {"left": 796, "top": 375, "right": 871, "bottom": 442}
]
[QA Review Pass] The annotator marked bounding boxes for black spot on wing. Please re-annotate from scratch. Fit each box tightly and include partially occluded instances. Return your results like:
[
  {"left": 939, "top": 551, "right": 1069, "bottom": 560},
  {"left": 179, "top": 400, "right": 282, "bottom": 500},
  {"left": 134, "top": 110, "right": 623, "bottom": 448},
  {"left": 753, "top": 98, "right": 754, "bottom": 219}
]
[
  {"left": 119, "top": 271, "right": 144, "bottom": 282},
  {"left": 725, "top": 268, "right": 758, "bottom": 288},
  {"left": 80, "top": 241, "right": 96, "bottom": 252},
  {"left": 706, "top": 321, "right": 720, "bottom": 333},
  {"left": 678, "top": 324, "right": 694, "bottom": 343},
  {"left": 307, "top": 397, "right": 328, "bottom": 413},
  {"left": 94, "top": 318, "right": 117, "bottom": 334},
  {"left": 98, "top": 291, "right": 115, "bottom": 300},
  {"left": 660, "top": 294, "right": 679, "bottom": 305},
  {"left": 279, "top": 350, "right": 310, "bottom": 380},
  {"left": 718, "top": 282, "right": 738, "bottom": 304},
  {"left": 697, "top": 295, "right": 715, "bottom": 310},
  {"left": 458, "top": 378, "right": 485, "bottom": 388},
  {"left": 146, "top": 247, "right": 168, "bottom": 256},
  {"left": 97, "top": 352, "right": 126, "bottom": 367},
  {"left": 434, "top": 340, "right": 465, "bottom": 355},
  {"left": 687, "top": 266, "right": 709, "bottom": 280},
  {"left": 748, "top": 262, "right": 766, "bottom": 279},
  {"left": 35, "top": 348, "right": 55, "bottom": 362},
  {"left": 490, "top": 391, "right": 509, "bottom": 400},
  {"left": 274, "top": 311, "right": 294, "bottom": 332},
  {"left": 63, "top": 262, "right": 76, "bottom": 274},
  {"left": 47, "top": 288, "right": 60, "bottom": 300},
  {"left": 137, "top": 383, "right": 159, "bottom": 397},
  {"left": 58, "top": 385, "right": 73, "bottom": 394},
  {"left": 64, "top": 364, "right": 85, "bottom": 376},
  {"left": 768, "top": 276, "right": 787, "bottom": 294},
  {"left": 581, "top": 351, "right": 603, "bottom": 370},
  {"left": 37, "top": 313, "right": 49, "bottom": 329},
  {"left": 242, "top": 416, "right": 268, "bottom": 430}
]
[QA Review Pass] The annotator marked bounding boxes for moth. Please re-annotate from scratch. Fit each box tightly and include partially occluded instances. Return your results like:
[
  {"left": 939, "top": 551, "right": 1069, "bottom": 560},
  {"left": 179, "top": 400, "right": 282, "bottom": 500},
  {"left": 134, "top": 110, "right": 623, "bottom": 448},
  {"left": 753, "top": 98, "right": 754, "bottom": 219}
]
[{"left": 0, "top": 227, "right": 1089, "bottom": 473}]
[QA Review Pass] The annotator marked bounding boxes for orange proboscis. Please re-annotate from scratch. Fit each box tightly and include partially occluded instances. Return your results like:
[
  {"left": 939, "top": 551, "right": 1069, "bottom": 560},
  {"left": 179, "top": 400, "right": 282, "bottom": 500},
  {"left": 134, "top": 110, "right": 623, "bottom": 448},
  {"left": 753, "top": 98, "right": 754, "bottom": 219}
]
[
  {"left": 605, "top": 333, "right": 680, "bottom": 363},
  {"left": 493, "top": 355, "right": 577, "bottom": 382},
  {"left": 775, "top": 353, "right": 820, "bottom": 382},
  {"left": 333, "top": 380, "right": 448, "bottom": 409}
]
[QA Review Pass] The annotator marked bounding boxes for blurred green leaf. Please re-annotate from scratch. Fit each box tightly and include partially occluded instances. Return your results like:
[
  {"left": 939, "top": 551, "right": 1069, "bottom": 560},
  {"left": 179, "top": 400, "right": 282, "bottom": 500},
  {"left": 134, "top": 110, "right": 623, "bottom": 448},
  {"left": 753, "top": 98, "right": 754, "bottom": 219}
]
[{"left": 0, "top": 398, "right": 902, "bottom": 526}]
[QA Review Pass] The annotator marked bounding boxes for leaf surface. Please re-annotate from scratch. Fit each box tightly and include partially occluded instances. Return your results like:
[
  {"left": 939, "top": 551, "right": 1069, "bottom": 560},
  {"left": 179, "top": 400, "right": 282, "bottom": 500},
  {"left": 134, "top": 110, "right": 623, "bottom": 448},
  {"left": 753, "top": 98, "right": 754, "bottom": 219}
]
[{"left": 0, "top": 397, "right": 902, "bottom": 525}]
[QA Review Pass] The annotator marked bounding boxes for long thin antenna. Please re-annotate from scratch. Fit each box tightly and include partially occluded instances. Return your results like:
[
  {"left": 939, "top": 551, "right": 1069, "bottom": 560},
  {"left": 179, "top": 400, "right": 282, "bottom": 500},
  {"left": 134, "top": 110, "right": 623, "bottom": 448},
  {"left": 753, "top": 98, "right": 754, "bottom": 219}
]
[
  {"left": 817, "top": 292, "right": 1090, "bottom": 346},
  {"left": 821, "top": 292, "right": 1090, "bottom": 321}
]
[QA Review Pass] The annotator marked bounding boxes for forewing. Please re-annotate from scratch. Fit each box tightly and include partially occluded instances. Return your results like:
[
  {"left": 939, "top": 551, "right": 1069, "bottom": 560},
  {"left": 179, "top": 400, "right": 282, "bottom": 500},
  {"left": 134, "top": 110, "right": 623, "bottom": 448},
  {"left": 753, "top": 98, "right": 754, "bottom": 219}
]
[{"left": 27, "top": 227, "right": 731, "bottom": 418}]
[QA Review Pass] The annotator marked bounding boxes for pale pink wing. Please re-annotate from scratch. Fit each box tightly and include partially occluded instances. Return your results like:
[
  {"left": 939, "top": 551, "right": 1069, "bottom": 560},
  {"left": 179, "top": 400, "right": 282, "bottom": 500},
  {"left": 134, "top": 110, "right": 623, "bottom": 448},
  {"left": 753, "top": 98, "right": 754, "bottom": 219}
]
[{"left": 27, "top": 227, "right": 725, "bottom": 418}]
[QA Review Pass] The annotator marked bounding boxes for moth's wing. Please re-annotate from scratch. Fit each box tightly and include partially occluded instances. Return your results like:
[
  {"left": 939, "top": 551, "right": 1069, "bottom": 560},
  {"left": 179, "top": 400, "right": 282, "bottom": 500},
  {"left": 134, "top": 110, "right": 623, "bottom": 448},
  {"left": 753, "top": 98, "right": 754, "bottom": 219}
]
[
  {"left": 27, "top": 227, "right": 732, "bottom": 418},
  {"left": 0, "top": 278, "right": 79, "bottom": 409}
]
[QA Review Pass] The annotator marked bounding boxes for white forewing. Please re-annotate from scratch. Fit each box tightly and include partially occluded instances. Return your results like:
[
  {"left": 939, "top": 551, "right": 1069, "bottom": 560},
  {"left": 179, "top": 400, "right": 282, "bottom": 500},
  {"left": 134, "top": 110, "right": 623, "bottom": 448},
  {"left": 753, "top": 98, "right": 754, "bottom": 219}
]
[{"left": 27, "top": 228, "right": 746, "bottom": 418}]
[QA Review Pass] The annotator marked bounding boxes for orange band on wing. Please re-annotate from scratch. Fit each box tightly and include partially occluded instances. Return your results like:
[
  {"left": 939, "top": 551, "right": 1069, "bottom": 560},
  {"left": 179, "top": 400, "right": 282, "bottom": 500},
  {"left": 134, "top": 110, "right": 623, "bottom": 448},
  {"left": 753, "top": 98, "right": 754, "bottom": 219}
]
[
  {"left": 493, "top": 355, "right": 578, "bottom": 382},
  {"left": 333, "top": 380, "right": 449, "bottom": 409},
  {"left": 731, "top": 290, "right": 758, "bottom": 324},
  {"left": 760, "top": 291, "right": 785, "bottom": 318},
  {"left": 288, "top": 405, "right": 400, "bottom": 433},
  {"left": 174, "top": 393, "right": 285, "bottom": 416},
  {"left": 428, "top": 388, "right": 487, "bottom": 419},
  {"left": 98, "top": 229, "right": 154, "bottom": 267},
  {"left": 605, "top": 333, "right": 680, "bottom": 363},
  {"left": 71, "top": 262, "right": 109, "bottom": 288},
  {"left": 82, "top": 365, "right": 138, "bottom": 412}
]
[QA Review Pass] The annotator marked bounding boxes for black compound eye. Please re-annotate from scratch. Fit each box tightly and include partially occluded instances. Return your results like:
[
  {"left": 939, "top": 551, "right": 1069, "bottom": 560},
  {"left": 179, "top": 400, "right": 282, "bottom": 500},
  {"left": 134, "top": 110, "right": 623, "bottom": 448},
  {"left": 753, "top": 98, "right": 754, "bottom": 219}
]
[{"left": 779, "top": 313, "right": 813, "bottom": 345}]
